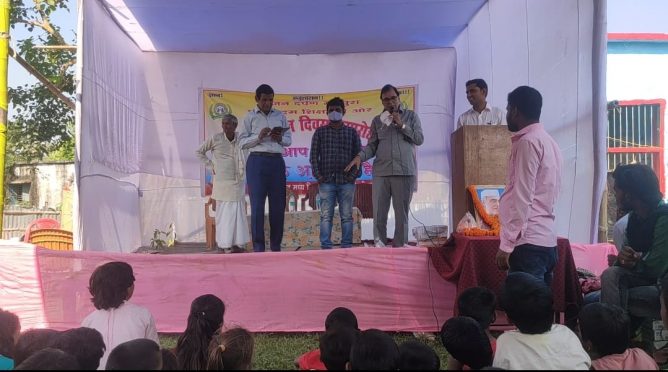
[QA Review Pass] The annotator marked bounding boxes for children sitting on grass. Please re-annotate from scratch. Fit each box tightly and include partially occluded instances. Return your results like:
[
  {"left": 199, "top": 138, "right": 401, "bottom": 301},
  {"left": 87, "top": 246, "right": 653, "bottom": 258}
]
[
  {"left": 13, "top": 329, "right": 61, "bottom": 367},
  {"left": 206, "top": 327, "right": 255, "bottom": 370},
  {"left": 493, "top": 272, "right": 590, "bottom": 369},
  {"left": 0, "top": 308, "right": 20, "bottom": 370},
  {"left": 440, "top": 316, "right": 493, "bottom": 369},
  {"left": 579, "top": 302, "right": 658, "bottom": 370},
  {"left": 448, "top": 286, "right": 497, "bottom": 369},
  {"left": 348, "top": 329, "right": 399, "bottom": 370},
  {"left": 397, "top": 340, "right": 440, "bottom": 370},
  {"left": 319, "top": 326, "right": 359, "bottom": 370},
  {"left": 14, "top": 348, "right": 80, "bottom": 370},
  {"left": 81, "top": 261, "right": 159, "bottom": 369},
  {"left": 50, "top": 327, "right": 106, "bottom": 370},
  {"left": 296, "top": 307, "right": 359, "bottom": 370},
  {"left": 105, "top": 338, "right": 162, "bottom": 370},
  {"left": 176, "top": 294, "right": 225, "bottom": 370}
]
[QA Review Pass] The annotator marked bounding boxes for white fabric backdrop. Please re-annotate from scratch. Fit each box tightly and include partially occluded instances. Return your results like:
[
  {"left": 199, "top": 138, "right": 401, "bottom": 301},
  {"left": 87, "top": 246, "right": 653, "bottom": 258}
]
[
  {"left": 76, "top": 0, "right": 149, "bottom": 251},
  {"left": 138, "top": 50, "right": 456, "bottom": 246},
  {"left": 453, "top": 0, "right": 604, "bottom": 243},
  {"left": 77, "top": 0, "right": 604, "bottom": 251}
]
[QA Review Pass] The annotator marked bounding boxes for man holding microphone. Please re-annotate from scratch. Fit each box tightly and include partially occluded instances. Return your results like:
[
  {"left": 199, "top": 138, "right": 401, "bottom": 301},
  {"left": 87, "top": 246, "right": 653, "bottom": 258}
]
[{"left": 346, "top": 84, "right": 424, "bottom": 247}]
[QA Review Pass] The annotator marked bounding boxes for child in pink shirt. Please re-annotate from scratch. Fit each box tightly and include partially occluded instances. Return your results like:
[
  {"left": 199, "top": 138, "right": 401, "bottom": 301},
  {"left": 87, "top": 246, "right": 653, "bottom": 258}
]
[{"left": 579, "top": 302, "right": 658, "bottom": 370}]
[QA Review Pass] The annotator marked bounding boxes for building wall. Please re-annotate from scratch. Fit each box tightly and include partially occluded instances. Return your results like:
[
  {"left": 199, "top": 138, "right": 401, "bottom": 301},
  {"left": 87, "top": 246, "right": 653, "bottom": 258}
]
[
  {"left": 607, "top": 0, "right": 668, "bottom": 188},
  {"left": 12, "top": 162, "right": 75, "bottom": 210},
  {"left": 607, "top": 53, "right": 668, "bottom": 188}
]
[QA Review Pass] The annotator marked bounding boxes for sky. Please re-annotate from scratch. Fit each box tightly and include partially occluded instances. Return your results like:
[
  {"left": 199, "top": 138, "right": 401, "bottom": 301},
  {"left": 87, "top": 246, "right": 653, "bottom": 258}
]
[{"left": 8, "top": 0, "right": 77, "bottom": 116}]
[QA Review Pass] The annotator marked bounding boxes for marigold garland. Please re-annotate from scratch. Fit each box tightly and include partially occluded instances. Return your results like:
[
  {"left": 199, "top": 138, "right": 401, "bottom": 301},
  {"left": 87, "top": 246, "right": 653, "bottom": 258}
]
[{"left": 461, "top": 185, "right": 501, "bottom": 237}]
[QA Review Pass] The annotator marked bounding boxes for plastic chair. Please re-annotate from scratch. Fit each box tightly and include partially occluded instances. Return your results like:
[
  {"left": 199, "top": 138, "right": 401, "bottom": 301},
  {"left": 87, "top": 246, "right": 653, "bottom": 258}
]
[
  {"left": 23, "top": 218, "right": 61, "bottom": 242},
  {"left": 29, "top": 228, "right": 73, "bottom": 251}
]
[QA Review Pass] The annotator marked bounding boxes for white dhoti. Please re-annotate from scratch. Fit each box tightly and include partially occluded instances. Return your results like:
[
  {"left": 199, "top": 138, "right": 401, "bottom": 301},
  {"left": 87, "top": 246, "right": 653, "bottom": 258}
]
[{"left": 213, "top": 200, "right": 250, "bottom": 249}]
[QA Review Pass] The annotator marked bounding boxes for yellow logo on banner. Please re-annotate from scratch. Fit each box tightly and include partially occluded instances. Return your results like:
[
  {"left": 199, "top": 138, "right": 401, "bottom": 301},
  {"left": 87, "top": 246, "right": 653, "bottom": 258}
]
[{"left": 209, "top": 102, "right": 231, "bottom": 120}]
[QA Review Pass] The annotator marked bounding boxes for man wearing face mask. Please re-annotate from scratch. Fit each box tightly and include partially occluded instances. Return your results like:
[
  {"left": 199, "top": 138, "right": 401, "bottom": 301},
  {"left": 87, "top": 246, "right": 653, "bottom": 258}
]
[
  {"left": 310, "top": 97, "right": 362, "bottom": 249},
  {"left": 345, "top": 84, "right": 424, "bottom": 247},
  {"left": 495, "top": 86, "right": 563, "bottom": 286}
]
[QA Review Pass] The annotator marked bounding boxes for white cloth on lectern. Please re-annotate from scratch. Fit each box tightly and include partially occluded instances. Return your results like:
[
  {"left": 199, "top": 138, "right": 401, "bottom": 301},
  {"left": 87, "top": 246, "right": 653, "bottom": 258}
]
[{"left": 215, "top": 200, "right": 250, "bottom": 248}]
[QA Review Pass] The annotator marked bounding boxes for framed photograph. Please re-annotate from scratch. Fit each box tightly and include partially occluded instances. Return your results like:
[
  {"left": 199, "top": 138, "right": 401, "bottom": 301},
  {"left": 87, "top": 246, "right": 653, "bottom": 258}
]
[{"left": 469, "top": 185, "right": 505, "bottom": 229}]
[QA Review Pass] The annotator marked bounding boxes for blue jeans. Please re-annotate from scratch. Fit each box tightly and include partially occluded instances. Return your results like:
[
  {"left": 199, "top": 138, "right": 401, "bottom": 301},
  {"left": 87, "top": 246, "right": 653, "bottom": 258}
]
[
  {"left": 508, "top": 243, "right": 558, "bottom": 287},
  {"left": 601, "top": 266, "right": 658, "bottom": 313},
  {"left": 319, "top": 183, "right": 355, "bottom": 249}
]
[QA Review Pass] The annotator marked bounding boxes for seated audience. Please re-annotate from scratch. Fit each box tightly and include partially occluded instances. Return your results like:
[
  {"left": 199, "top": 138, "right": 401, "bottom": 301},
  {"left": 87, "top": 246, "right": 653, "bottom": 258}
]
[
  {"left": 319, "top": 326, "right": 359, "bottom": 371},
  {"left": 160, "top": 349, "right": 178, "bottom": 370},
  {"left": 14, "top": 348, "right": 80, "bottom": 370},
  {"left": 206, "top": 327, "right": 254, "bottom": 370},
  {"left": 601, "top": 164, "right": 668, "bottom": 317},
  {"left": 449, "top": 287, "right": 497, "bottom": 369},
  {"left": 0, "top": 309, "right": 20, "bottom": 370},
  {"left": 296, "top": 307, "right": 359, "bottom": 370},
  {"left": 176, "top": 294, "right": 225, "bottom": 370},
  {"left": 348, "top": 329, "right": 399, "bottom": 370},
  {"left": 440, "top": 316, "right": 492, "bottom": 370},
  {"left": 13, "top": 329, "right": 61, "bottom": 367},
  {"left": 106, "top": 338, "right": 162, "bottom": 370},
  {"left": 50, "top": 327, "right": 106, "bottom": 370},
  {"left": 82, "top": 261, "right": 159, "bottom": 369},
  {"left": 579, "top": 302, "right": 658, "bottom": 370},
  {"left": 493, "top": 272, "right": 591, "bottom": 369},
  {"left": 397, "top": 340, "right": 440, "bottom": 370}
]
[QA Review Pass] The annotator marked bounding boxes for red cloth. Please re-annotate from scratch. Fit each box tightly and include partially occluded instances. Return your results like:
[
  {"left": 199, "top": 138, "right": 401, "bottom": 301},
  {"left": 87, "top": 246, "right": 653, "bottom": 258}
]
[
  {"left": 297, "top": 349, "right": 326, "bottom": 370},
  {"left": 428, "top": 234, "right": 582, "bottom": 325}
]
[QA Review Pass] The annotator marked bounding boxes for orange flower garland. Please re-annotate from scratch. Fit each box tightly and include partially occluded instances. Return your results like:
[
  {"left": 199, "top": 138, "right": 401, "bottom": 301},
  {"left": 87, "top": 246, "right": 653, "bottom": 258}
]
[{"left": 461, "top": 185, "right": 501, "bottom": 237}]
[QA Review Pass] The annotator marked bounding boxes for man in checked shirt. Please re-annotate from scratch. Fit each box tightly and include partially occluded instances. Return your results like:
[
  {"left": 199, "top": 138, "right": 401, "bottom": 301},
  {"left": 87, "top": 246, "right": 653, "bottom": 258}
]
[{"left": 309, "top": 97, "right": 362, "bottom": 249}]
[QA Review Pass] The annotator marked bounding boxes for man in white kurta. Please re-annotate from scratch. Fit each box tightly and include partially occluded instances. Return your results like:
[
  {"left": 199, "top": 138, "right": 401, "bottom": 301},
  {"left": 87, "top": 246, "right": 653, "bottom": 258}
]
[{"left": 196, "top": 114, "right": 250, "bottom": 252}]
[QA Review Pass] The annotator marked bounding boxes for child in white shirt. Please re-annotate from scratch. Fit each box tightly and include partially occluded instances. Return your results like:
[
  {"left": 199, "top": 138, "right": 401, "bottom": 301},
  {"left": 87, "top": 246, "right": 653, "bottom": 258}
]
[
  {"left": 493, "top": 272, "right": 591, "bottom": 370},
  {"left": 81, "top": 261, "right": 159, "bottom": 369}
]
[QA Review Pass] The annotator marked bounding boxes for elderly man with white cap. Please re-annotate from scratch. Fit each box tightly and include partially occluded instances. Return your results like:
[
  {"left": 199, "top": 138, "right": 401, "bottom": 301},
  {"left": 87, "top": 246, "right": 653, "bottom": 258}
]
[{"left": 480, "top": 189, "right": 501, "bottom": 216}]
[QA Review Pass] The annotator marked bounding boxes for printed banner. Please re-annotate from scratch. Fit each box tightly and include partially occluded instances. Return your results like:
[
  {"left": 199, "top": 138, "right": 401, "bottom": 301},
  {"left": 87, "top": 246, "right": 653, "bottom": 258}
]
[{"left": 201, "top": 86, "right": 416, "bottom": 195}]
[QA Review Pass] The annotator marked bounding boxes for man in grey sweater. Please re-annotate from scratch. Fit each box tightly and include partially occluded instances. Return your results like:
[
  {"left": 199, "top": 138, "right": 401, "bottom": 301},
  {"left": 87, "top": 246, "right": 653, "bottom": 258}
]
[{"left": 346, "top": 84, "right": 424, "bottom": 247}]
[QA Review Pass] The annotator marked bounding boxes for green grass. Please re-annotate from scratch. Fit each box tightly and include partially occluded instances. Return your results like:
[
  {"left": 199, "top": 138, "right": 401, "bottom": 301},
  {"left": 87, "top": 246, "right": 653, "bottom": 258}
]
[{"left": 159, "top": 332, "right": 449, "bottom": 370}]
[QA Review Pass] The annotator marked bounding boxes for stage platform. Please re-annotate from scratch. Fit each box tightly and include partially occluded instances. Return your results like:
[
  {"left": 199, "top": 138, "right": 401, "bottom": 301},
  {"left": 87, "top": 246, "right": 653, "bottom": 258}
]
[
  {"left": 0, "top": 241, "right": 456, "bottom": 333},
  {"left": 0, "top": 240, "right": 614, "bottom": 333}
]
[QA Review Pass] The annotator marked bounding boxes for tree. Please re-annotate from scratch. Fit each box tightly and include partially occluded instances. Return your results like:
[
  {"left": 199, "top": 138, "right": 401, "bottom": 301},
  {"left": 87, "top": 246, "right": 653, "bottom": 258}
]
[{"left": 8, "top": 0, "right": 75, "bottom": 165}]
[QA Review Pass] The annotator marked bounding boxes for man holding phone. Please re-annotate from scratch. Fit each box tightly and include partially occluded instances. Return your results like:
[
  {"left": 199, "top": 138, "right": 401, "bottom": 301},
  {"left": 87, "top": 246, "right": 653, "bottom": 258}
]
[
  {"left": 310, "top": 97, "right": 361, "bottom": 249},
  {"left": 239, "top": 84, "right": 291, "bottom": 252},
  {"left": 345, "top": 84, "right": 424, "bottom": 247}
]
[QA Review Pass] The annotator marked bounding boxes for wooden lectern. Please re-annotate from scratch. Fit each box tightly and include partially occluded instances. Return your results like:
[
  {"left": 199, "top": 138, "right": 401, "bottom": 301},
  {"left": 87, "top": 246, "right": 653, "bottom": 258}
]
[{"left": 451, "top": 125, "right": 513, "bottom": 224}]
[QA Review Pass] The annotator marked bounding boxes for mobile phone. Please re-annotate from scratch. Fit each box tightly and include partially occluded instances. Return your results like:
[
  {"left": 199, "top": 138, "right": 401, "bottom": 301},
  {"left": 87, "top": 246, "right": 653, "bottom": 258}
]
[{"left": 271, "top": 126, "right": 288, "bottom": 134}]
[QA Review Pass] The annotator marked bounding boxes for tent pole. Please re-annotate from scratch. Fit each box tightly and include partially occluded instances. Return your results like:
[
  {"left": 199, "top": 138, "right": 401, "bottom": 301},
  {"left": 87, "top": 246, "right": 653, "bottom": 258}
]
[{"left": 0, "top": 0, "right": 10, "bottom": 237}]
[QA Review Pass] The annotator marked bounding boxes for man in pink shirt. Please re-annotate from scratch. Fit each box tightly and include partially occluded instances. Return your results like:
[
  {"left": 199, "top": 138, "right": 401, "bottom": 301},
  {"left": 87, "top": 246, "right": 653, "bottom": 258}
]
[{"left": 495, "top": 86, "right": 563, "bottom": 286}]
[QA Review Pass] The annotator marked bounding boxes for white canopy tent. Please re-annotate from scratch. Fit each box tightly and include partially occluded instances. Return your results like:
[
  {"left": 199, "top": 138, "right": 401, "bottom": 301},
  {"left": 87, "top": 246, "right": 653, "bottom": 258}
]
[{"left": 75, "top": 0, "right": 607, "bottom": 252}]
